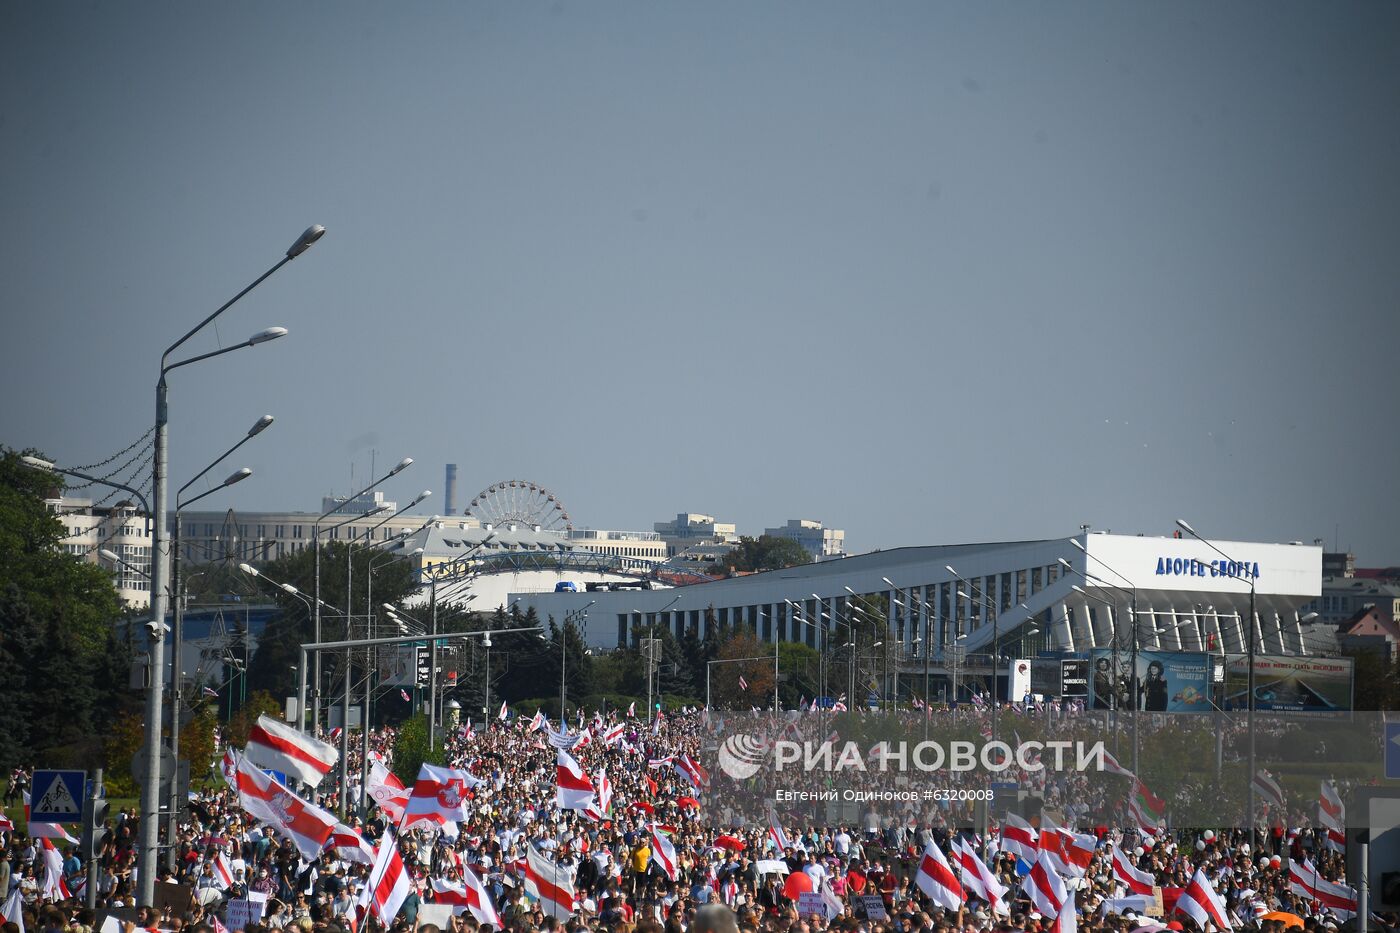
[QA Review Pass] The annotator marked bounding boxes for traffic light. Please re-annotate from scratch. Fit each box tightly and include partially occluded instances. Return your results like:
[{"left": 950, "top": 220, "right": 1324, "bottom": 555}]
[{"left": 83, "top": 796, "right": 109, "bottom": 860}]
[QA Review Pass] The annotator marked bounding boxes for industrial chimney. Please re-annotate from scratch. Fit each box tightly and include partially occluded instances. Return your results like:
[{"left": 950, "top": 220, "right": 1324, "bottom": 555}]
[{"left": 445, "top": 463, "right": 458, "bottom": 515}]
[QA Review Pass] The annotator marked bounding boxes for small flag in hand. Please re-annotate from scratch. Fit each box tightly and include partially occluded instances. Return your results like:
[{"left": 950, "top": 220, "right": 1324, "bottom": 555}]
[
  {"left": 738, "top": 675, "right": 749, "bottom": 691},
  {"left": 202, "top": 686, "right": 219, "bottom": 698},
  {"left": 400, "top": 689, "right": 411, "bottom": 703}
]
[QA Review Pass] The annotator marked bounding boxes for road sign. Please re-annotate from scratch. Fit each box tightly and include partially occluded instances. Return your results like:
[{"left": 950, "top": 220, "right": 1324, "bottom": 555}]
[
  {"left": 1384, "top": 723, "right": 1400, "bottom": 780},
  {"left": 31, "top": 770, "right": 86, "bottom": 823},
  {"left": 130, "top": 744, "right": 176, "bottom": 787}
]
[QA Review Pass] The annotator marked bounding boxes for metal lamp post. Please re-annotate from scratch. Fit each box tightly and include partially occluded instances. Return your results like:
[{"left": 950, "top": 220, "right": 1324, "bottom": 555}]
[
  {"left": 138, "top": 222, "right": 320, "bottom": 904},
  {"left": 1176, "top": 518, "right": 1259, "bottom": 835},
  {"left": 946, "top": 565, "right": 1000, "bottom": 743},
  {"left": 1068, "top": 540, "right": 1141, "bottom": 771}
]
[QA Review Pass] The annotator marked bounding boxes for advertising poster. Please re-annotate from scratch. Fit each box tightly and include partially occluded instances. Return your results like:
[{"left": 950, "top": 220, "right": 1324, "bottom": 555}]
[
  {"left": 1223, "top": 655, "right": 1353, "bottom": 712},
  {"left": 1091, "top": 650, "right": 1210, "bottom": 713}
]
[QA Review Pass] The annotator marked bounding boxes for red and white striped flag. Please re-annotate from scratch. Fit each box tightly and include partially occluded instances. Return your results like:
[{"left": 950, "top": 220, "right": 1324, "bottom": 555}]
[
  {"left": 915, "top": 841, "right": 964, "bottom": 912},
  {"left": 245, "top": 714, "right": 339, "bottom": 787},
  {"left": 432, "top": 871, "right": 502, "bottom": 928},
  {"left": 402, "top": 764, "right": 479, "bottom": 837},
  {"left": 673, "top": 754, "right": 710, "bottom": 793},
  {"left": 627, "top": 701, "right": 636, "bottom": 718},
  {"left": 1100, "top": 749, "right": 1136, "bottom": 779},
  {"left": 498, "top": 700, "right": 509, "bottom": 722},
  {"left": 556, "top": 750, "right": 596, "bottom": 811},
  {"left": 738, "top": 675, "right": 749, "bottom": 691},
  {"left": 571, "top": 727, "right": 593, "bottom": 751},
  {"left": 1289, "top": 859, "right": 1358, "bottom": 920},
  {"left": 328, "top": 727, "right": 343, "bottom": 744},
  {"left": 583, "top": 768, "right": 612, "bottom": 823},
  {"left": 40, "top": 837, "right": 71, "bottom": 901},
  {"left": 650, "top": 824, "right": 679, "bottom": 881},
  {"left": 524, "top": 845, "right": 576, "bottom": 920},
  {"left": 400, "top": 689, "right": 411, "bottom": 703},
  {"left": 768, "top": 808, "right": 790, "bottom": 855},
  {"left": 529, "top": 710, "right": 546, "bottom": 732},
  {"left": 1319, "top": 781, "right": 1346, "bottom": 852},
  {"left": 1252, "top": 770, "right": 1285, "bottom": 810},
  {"left": 1000, "top": 813, "right": 1039, "bottom": 863},
  {"left": 951, "top": 836, "right": 1008, "bottom": 915},
  {"left": 1022, "top": 850, "right": 1075, "bottom": 933},
  {"left": 361, "top": 830, "right": 412, "bottom": 926},
  {"left": 1176, "top": 867, "right": 1233, "bottom": 931},
  {"left": 329, "top": 822, "right": 376, "bottom": 865},
  {"left": 602, "top": 722, "right": 625, "bottom": 746},
  {"left": 367, "top": 760, "right": 409, "bottom": 824},
  {"left": 1110, "top": 844, "right": 1154, "bottom": 897},
  {"left": 220, "top": 747, "right": 239, "bottom": 786},
  {"left": 234, "top": 755, "right": 337, "bottom": 861},
  {"left": 1040, "top": 828, "right": 1096, "bottom": 879},
  {"left": 213, "top": 850, "right": 236, "bottom": 889}
]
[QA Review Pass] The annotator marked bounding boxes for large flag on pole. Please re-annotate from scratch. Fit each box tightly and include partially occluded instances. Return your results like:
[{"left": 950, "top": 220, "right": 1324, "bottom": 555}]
[
  {"left": 555, "top": 750, "right": 596, "bottom": 811},
  {"left": 402, "top": 764, "right": 479, "bottom": 837},
  {"left": 329, "top": 822, "right": 376, "bottom": 865},
  {"left": 1319, "top": 781, "right": 1346, "bottom": 853},
  {"left": 432, "top": 871, "right": 503, "bottom": 928},
  {"left": 650, "top": 824, "right": 679, "bottom": 881},
  {"left": 583, "top": 768, "right": 612, "bottom": 823},
  {"left": 915, "top": 842, "right": 964, "bottom": 912},
  {"left": 362, "top": 830, "right": 411, "bottom": 927},
  {"left": 1110, "top": 844, "right": 1155, "bottom": 897},
  {"left": 1040, "top": 828, "right": 1096, "bottom": 879},
  {"left": 244, "top": 714, "right": 339, "bottom": 787},
  {"left": 366, "top": 760, "right": 409, "bottom": 823},
  {"left": 1022, "top": 850, "right": 1075, "bottom": 933},
  {"left": 951, "top": 836, "right": 1008, "bottom": 915},
  {"left": 234, "top": 755, "right": 337, "bottom": 861},
  {"left": 1289, "top": 859, "right": 1358, "bottom": 920},
  {"left": 524, "top": 845, "right": 576, "bottom": 920},
  {"left": 1000, "top": 812, "right": 1039, "bottom": 862},
  {"left": 1176, "top": 867, "right": 1233, "bottom": 931}
]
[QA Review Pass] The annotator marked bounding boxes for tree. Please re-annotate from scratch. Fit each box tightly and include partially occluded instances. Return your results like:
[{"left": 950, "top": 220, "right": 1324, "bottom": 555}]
[
  {"left": 226, "top": 690, "right": 286, "bottom": 747},
  {"left": 246, "top": 541, "right": 418, "bottom": 703},
  {"left": 391, "top": 713, "right": 444, "bottom": 786},
  {"left": 0, "top": 448, "right": 125, "bottom": 771},
  {"left": 712, "top": 536, "right": 813, "bottom": 575},
  {"left": 709, "top": 630, "right": 776, "bottom": 709},
  {"left": 776, "top": 642, "right": 821, "bottom": 708}
]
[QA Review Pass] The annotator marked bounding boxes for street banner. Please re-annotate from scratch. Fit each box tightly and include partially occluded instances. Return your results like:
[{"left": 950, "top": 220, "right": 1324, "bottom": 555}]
[
  {"left": 1224, "top": 655, "right": 1353, "bottom": 712},
  {"left": 1091, "top": 650, "right": 1210, "bottom": 713}
]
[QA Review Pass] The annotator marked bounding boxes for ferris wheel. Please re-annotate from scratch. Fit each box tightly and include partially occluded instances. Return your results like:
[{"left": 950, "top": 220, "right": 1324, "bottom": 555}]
[{"left": 463, "top": 479, "right": 573, "bottom": 532}]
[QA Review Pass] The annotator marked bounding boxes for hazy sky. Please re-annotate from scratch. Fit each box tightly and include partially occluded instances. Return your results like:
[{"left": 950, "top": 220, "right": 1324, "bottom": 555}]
[{"left": 3, "top": 2, "right": 1398, "bottom": 563}]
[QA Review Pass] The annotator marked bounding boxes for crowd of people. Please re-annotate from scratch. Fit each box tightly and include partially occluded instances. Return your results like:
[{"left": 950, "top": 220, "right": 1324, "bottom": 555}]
[{"left": 0, "top": 704, "right": 1385, "bottom": 933}]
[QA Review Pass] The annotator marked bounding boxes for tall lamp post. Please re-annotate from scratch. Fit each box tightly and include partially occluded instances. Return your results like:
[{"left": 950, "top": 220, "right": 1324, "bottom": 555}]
[
  {"left": 138, "top": 222, "right": 320, "bottom": 905},
  {"left": 946, "top": 566, "right": 1001, "bottom": 743},
  {"left": 1067, "top": 542, "right": 1142, "bottom": 771},
  {"left": 1175, "top": 518, "right": 1260, "bottom": 834}
]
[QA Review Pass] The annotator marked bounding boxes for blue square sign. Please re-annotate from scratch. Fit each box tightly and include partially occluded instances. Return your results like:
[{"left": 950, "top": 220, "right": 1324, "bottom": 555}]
[
  {"left": 1385, "top": 723, "right": 1400, "bottom": 780},
  {"left": 30, "top": 770, "right": 86, "bottom": 823}
]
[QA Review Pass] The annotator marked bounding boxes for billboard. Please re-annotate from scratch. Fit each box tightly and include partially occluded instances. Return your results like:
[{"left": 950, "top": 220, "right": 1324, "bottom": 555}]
[
  {"left": 1223, "top": 655, "right": 1353, "bottom": 712},
  {"left": 1090, "top": 650, "right": 1211, "bottom": 713}
]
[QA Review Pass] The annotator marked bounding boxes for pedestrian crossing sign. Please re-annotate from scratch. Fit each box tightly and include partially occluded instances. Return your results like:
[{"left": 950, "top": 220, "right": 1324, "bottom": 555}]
[{"left": 30, "top": 769, "right": 85, "bottom": 823}]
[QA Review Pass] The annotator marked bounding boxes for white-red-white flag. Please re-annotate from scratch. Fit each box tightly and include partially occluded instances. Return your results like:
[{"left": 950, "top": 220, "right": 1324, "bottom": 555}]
[
  {"left": 1040, "top": 828, "right": 1096, "bottom": 879},
  {"left": 673, "top": 754, "right": 710, "bottom": 793},
  {"left": 627, "top": 701, "right": 636, "bottom": 718},
  {"left": 1000, "top": 812, "right": 1039, "bottom": 863},
  {"left": 951, "top": 836, "right": 1008, "bottom": 915},
  {"left": 529, "top": 710, "right": 546, "bottom": 732},
  {"left": 524, "top": 845, "right": 575, "bottom": 919},
  {"left": 329, "top": 822, "right": 376, "bottom": 865},
  {"left": 498, "top": 701, "right": 509, "bottom": 722},
  {"left": 1289, "top": 859, "right": 1358, "bottom": 920},
  {"left": 366, "top": 760, "right": 409, "bottom": 824},
  {"left": 21, "top": 792, "right": 78, "bottom": 844},
  {"left": 234, "top": 755, "right": 337, "bottom": 861},
  {"left": 556, "top": 750, "right": 596, "bottom": 811},
  {"left": 361, "top": 830, "right": 411, "bottom": 926},
  {"left": 583, "top": 768, "right": 612, "bottom": 823},
  {"left": 602, "top": 723, "right": 625, "bottom": 746},
  {"left": 1110, "top": 844, "right": 1155, "bottom": 897},
  {"left": 1022, "top": 850, "right": 1075, "bottom": 933},
  {"left": 768, "top": 808, "right": 791, "bottom": 855},
  {"left": 915, "top": 842, "right": 964, "bottom": 912},
  {"left": 1319, "top": 781, "right": 1346, "bottom": 852},
  {"left": 40, "top": 838, "right": 71, "bottom": 901},
  {"left": 244, "top": 714, "right": 339, "bottom": 787},
  {"left": 1176, "top": 867, "right": 1233, "bottom": 931},
  {"left": 432, "top": 871, "right": 502, "bottom": 928},
  {"left": 650, "top": 824, "right": 679, "bottom": 881},
  {"left": 402, "top": 764, "right": 479, "bottom": 837},
  {"left": 213, "top": 850, "right": 235, "bottom": 889}
]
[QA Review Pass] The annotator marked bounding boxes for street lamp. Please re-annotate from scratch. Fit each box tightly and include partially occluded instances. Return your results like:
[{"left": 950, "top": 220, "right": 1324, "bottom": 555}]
[
  {"left": 137, "top": 223, "right": 321, "bottom": 905},
  {"left": 1175, "top": 517, "right": 1262, "bottom": 833},
  {"left": 947, "top": 565, "right": 1002, "bottom": 743},
  {"left": 1067, "top": 540, "right": 1144, "bottom": 771}
]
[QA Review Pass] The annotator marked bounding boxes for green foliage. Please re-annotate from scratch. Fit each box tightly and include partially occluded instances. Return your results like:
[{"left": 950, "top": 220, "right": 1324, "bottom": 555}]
[
  {"left": 246, "top": 541, "right": 418, "bottom": 701},
  {"left": 227, "top": 690, "right": 286, "bottom": 747},
  {"left": 0, "top": 448, "right": 126, "bottom": 771},
  {"left": 392, "top": 713, "right": 444, "bottom": 785},
  {"left": 714, "top": 535, "right": 813, "bottom": 575}
]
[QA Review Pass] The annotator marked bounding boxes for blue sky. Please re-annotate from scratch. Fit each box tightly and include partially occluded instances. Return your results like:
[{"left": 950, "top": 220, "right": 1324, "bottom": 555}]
[{"left": 2, "top": 2, "right": 1397, "bottom": 562}]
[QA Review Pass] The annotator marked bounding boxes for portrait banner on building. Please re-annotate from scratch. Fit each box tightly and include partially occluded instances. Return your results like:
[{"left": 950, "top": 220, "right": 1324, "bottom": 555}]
[
  {"left": 1223, "top": 654, "right": 1353, "bottom": 712},
  {"left": 1090, "top": 650, "right": 1211, "bottom": 713}
]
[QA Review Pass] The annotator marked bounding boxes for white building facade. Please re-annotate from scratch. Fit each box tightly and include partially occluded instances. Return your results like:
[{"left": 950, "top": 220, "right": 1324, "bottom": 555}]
[
  {"left": 48, "top": 495, "right": 154, "bottom": 608},
  {"left": 514, "top": 532, "right": 1322, "bottom": 660}
]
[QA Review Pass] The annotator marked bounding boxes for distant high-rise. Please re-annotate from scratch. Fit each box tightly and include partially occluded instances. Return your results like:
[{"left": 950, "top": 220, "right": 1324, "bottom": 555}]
[{"left": 445, "top": 463, "right": 458, "bottom": 515}]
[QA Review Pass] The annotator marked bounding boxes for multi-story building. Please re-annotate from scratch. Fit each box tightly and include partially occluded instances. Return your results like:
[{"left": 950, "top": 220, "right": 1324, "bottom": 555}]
[
  {"left": 763, "top": 518, "right": 846, "bottom": 560},
  {"left": 47, "top": 494, "right": 154, "bottom": 608},
  {"left": 653, "top": 513, "right": 739, "bottom": 556},
  {"left": 566, "top": 528, "right": 668, "bottom": 560},
  {"left": 1302, "top": 576, "right": 1400, "bottom": 626}
]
